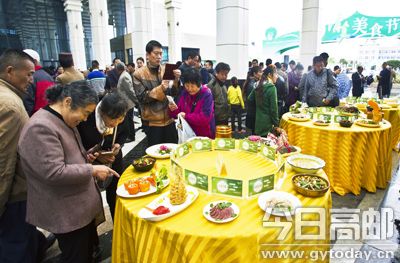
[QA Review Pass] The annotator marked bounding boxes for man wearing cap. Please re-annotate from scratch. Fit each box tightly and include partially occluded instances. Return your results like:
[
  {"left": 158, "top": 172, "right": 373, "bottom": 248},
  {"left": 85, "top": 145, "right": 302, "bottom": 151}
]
[{"left": 23, "top": 49, "right": 55, "bottom": 116}]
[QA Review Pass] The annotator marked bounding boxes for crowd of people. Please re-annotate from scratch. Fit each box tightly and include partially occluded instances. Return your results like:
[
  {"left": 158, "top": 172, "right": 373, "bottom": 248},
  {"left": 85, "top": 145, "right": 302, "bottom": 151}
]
[{"left": 0, "top": 40, "right": 397, "bottom": 263}]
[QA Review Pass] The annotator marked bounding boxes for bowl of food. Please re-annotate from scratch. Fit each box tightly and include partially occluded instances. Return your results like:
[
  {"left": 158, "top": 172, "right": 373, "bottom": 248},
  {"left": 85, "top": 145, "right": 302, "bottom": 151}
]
[
  {"left": 292, "top": 174, "right": 330, "bottom": 197},
  {"left": 287, "top": 154, "right": 325, "bottom": 174},
  {"left": 133, "top": 156, "right": 156, "bottom": 172},
  {"left": 339, "top": 119, "right": 353, "bottom": 128}
]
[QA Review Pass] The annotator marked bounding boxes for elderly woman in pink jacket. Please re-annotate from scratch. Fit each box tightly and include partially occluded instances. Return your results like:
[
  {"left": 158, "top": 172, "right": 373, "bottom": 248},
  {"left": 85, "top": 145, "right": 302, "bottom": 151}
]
[{"left": 169, "top": 68, "right": 215, "bottom": 138}]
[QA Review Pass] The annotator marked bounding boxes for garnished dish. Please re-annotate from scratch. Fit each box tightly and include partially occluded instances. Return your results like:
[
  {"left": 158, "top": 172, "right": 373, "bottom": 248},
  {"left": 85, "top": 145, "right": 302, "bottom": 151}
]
[
  {"left": 292, "top": 174, "right": 330, "bottom": 197},
  {"left": 203, "top": 201, "right": 239, "bottom": 223},
  {"left": 354, "top": 119, "right": 381, "bottom": 128},
  {"left": 289, "top": 101, "right": 305, "bottom": 114},
  {"left": 335, "top": 106, "right": 360, "bottom": 115},
  {"left": 158, "top": 145, "right": 172, "bottom": 155},
  {"left": 132, "top": 156, "right": 156, "bottom": 172},
  {"left": 288, "top": 113, "right": 310, "bottom": 122},
  {"left": 258, "top": 191, "right": 301, "bottom": 216},
  {"left": 313, "top": 120, "right": 330, "bottom": 126},
  {"left": 287, "top": 154, "right": 325, "bottom": 174},
  {"left": 138, "top": 186, "right": 199, "bottom": 221},
  {"left": 145, "top": 143, "right": 178, "bottom": 159},
  {"left": 117, "top": 165, "right": 170, "bottom": 198}
]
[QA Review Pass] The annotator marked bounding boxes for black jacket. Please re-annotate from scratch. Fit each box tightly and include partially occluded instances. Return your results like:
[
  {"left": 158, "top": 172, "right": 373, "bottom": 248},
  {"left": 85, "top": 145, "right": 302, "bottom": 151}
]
[
  {"left": 351, "top": 72, "right": 364, "bottom": 97},
  {"left": 77, "top": 111, "right": 128, "bottom": 174}
]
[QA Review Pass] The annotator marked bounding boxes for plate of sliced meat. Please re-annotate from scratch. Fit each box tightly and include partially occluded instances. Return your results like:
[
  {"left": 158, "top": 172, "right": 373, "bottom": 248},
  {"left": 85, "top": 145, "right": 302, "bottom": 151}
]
[{"left": 203, "top": 201, "right": 239, "bottom": 223}]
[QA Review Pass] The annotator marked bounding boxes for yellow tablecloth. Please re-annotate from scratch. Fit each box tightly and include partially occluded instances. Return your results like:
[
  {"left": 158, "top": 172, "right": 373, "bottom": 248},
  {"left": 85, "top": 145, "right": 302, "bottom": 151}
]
[
  {"left": 379, "top": 108, "right": 400, "bottom": 150},
  {"left": 280, "top": 113, "right": 392, "bottom": 196},
  {"left": 112, "top": 152, "right": 332, "bottom": 263},
  {"left": 357, "top": 106, "right": 400, "bottom": 150}
]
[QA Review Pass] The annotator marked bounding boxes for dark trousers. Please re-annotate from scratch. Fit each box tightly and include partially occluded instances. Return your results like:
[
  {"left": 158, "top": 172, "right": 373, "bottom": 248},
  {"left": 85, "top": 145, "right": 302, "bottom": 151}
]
[
  {"left": 0, "top": 201, "right": 45, "bottom": 263},
  {"left": 126, "top": 108, "right": 135, "bottom": 140},
  {"left": 230, "top": 104, "right": 243, "bottom": 131},
  {"left": 143, "top": 122, "right": 178, "bottom": 147},
  {"left": 55, "top": 221, "right": 96, "bottom": 263}
]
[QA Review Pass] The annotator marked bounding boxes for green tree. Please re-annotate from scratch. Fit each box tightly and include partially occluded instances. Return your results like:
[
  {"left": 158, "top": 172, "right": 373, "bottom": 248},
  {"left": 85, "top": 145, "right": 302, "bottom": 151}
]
[
  {"left": 339, "top": 58, "right": 348, "bottom": 66},
  {"left": 387, "top": 60, "right": 400, "bottom": 70}
]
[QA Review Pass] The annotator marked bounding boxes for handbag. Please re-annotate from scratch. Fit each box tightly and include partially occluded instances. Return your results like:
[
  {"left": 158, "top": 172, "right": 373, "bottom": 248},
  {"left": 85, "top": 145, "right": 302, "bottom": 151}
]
[{"left": 176, "top": 114, "right": 196, "bottom": 143}]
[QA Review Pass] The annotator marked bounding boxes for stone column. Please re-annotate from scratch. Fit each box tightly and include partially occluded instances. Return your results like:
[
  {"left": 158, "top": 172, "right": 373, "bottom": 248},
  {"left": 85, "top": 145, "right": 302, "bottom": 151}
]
[
  {"left": 216, "top": 0, "right": 249, "bottom": 79},
  {"left": 165, "top": 0, "right": 182, "bottom": 63},
  {"left": 64, "top": 0, "right": 87, "bottom": 70},
  {"left": 89, "top": 0, "right": 111, "bottom": 69},
  {"left": 125, "top": 0, "right": 152, "bottom": 59},
  {"left": 299, "top": 0, "right": 321, "bottom": 66}
]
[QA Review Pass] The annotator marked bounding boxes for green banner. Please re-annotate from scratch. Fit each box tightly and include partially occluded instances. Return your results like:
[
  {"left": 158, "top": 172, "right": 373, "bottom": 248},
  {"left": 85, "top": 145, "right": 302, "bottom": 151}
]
[
  {"left": 211, "top": 177, "right": 243, "bottom": 197},
  {"left": 191, "top": 139, "right": 212, "bottom": 152},
  {"left": 262, "top": 12, "right": 400, "bottom": 54},
  {"left": 185, "top": 169, "right": 209, "bottom": 191},
  {"left": 215, "top": 138, "right": 235, "bottom": 150},
  {"left": 248, "top": 174, "right": 274, "bottom": 197}
]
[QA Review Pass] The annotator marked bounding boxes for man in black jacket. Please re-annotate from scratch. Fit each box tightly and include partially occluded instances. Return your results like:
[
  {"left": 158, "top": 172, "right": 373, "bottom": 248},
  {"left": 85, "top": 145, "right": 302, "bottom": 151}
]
[{"left": 352, "top": 66, "right": 365, "bottom": 98}]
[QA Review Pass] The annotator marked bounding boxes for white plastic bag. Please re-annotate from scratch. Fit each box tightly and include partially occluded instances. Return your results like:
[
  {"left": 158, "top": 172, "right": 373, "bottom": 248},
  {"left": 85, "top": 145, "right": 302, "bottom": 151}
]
[{"left": 176, "top": 114, "right": 196, "bottom": 143}]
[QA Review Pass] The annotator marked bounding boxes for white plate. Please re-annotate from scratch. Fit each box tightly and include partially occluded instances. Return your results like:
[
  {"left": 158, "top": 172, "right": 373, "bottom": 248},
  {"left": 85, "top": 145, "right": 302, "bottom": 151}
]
[
  {"left": 203, "top": 201, "right": 239, "bottom": 223},
  {"left": 138, "top": 186, "right": 199, "bottom": 221},
  {"left": 145, "top": 143, "right": 178, "bottom": 159},
  {"left": 116, "top": 179, "right": 169, "bottom": 198},
  {"left": 258, "top": 190, "right": 302, "bottom": 216}
]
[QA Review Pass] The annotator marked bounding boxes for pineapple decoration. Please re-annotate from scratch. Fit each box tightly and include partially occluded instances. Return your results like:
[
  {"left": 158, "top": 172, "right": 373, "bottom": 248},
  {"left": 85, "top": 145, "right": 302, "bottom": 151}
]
[{"left": 169, "top": 165, "right": 187, "bottom": 205}]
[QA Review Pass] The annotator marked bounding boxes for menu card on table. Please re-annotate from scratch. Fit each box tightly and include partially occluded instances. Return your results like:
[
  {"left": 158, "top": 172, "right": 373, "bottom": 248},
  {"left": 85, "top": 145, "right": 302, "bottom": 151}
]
[
  {"left": 248, "top": 174, "right": 274, "bottom": 197},
  {"left": 239, "top": 140, "right": 258, "bottom": 153},
  {"left": 191, "top": 138, "right": 212, "bottom": 152},
  {"left": 211, "top": 177, "right": 243, "bottom": 197},
  {"left": 215, "top": 138, "right": 235, "bottom": 150},
  {"left": 185, "top": 169, "right": 209, "bottom": 191}
]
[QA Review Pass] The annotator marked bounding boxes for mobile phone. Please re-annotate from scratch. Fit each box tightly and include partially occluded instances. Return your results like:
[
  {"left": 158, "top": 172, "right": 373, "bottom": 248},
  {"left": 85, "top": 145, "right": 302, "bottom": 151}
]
[
  {"left": 87, "top": 144, "right": 102, "bottom": 155},
  {"left": 98, "top": 151, "right": 114, "bottom": 157}
]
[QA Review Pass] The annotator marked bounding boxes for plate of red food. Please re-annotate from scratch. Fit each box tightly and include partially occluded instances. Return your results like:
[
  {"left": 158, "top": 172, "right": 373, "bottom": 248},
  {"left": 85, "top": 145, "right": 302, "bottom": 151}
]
[
  {"left": 138, "top": 186, "right": 199, "bottom": 221},
  {"left": 203, "top": 201, "right": 239, "bottom": 223}
]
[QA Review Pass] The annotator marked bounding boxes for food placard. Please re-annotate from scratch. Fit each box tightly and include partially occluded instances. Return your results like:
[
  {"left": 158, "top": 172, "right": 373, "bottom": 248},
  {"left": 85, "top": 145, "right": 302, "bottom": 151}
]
[
  {"left": 191, "top": 139, "right": 212, "bottom": 152},
  {"left": 239, "top": 140, "right": 258, "bottom": 153},
  {"left": 261, "top": 144, "right": 276, "bottom": 161},
  {"left": 248, "top": 174, "right": 274, "bottom": 197},
  {"left": 175, "top": 143, "right": 190, "bottom": 158},
  {"left": 316, "top": 113, "right": 332, "bottom": 122},
  {"left": 184, "top": 169, "right": 209, "bottom": 191},
  {"left": 215, "top": 138, "right": 235, "bottom": 150},
  {"left": 211, "top": 177, "right": 243, "bottom": 197}
]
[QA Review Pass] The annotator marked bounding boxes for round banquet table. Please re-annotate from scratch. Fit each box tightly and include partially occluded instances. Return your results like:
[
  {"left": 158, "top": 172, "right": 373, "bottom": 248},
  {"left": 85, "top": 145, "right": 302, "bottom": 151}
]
[
  {"left": 112, "top": 151, "right": 332, "bottom": 263},
  {"left": 280, "top": 113, "right": 392, "bottom": 196}
]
